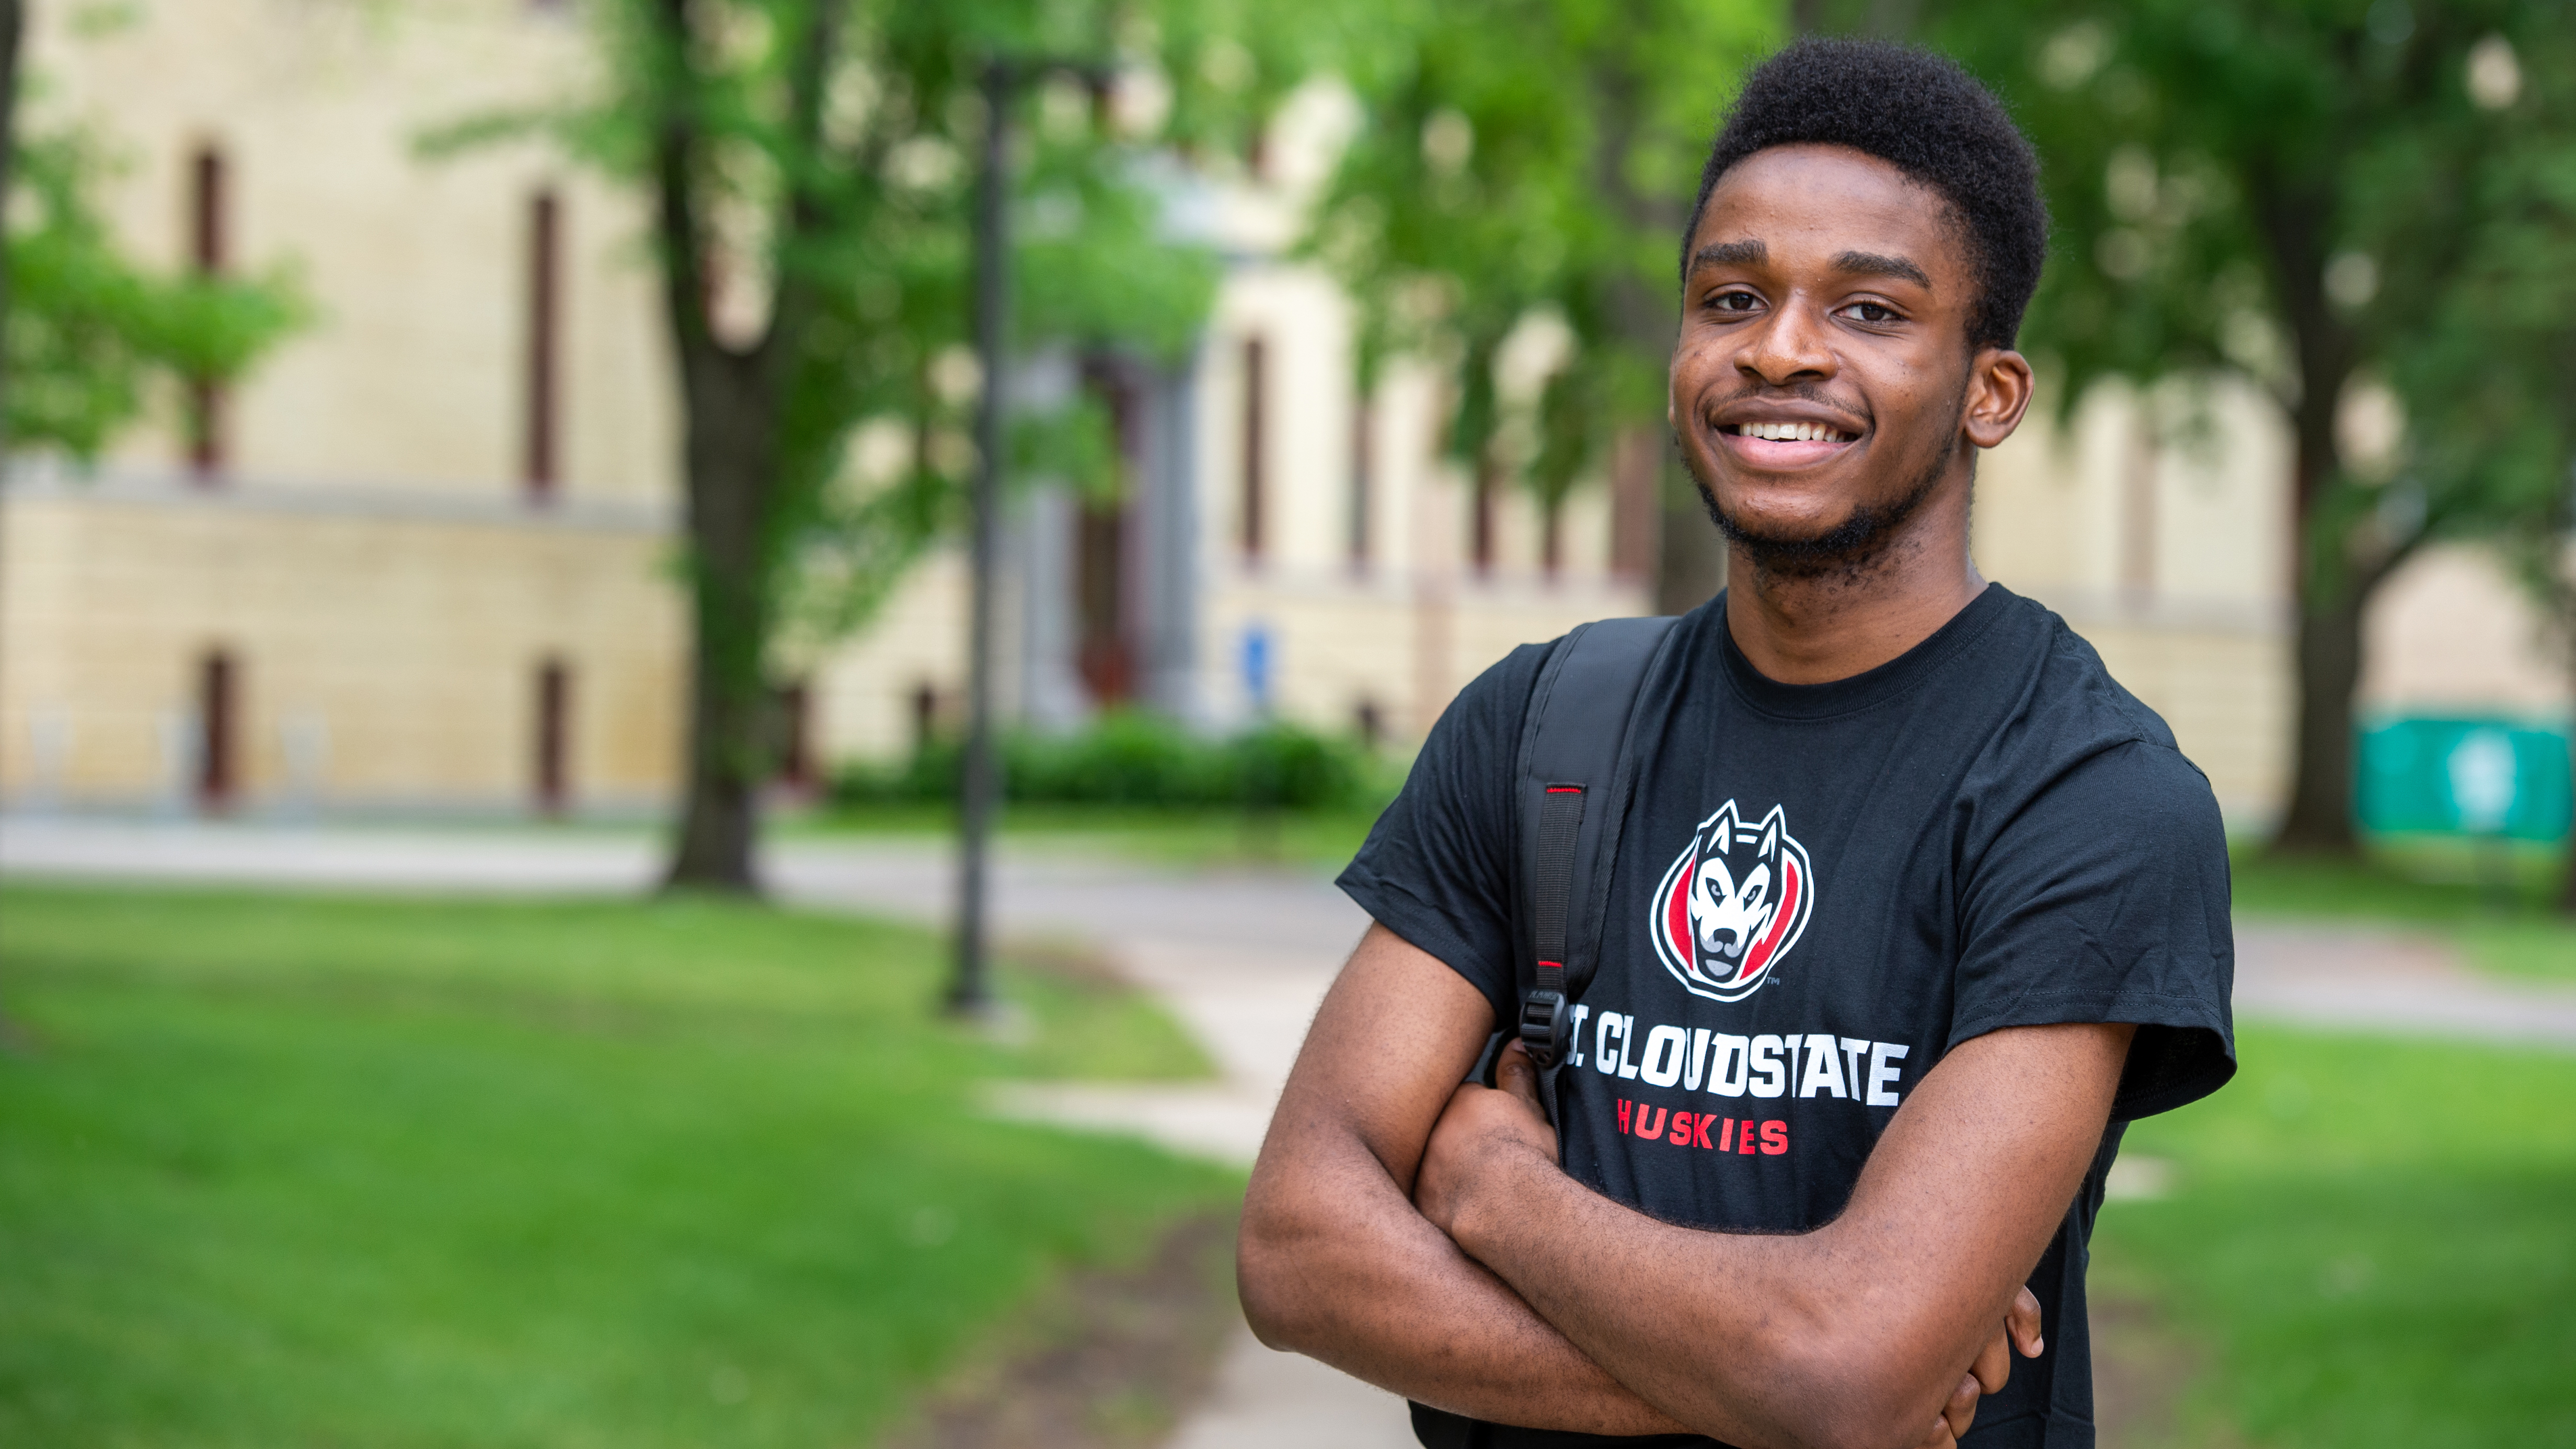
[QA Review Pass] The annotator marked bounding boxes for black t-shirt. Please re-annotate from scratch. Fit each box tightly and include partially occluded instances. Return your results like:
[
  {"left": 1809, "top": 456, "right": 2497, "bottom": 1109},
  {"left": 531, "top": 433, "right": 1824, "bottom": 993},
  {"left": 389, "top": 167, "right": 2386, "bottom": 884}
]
[{"left": 1338, "top": 584, "right": 2236, "bottom": 1449}]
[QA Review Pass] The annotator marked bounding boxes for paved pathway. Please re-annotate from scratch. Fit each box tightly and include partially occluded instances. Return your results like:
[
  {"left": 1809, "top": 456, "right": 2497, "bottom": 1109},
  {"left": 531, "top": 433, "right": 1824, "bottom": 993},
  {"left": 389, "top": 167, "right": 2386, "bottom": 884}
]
[
  {"left": 10, "top": 817, "right": 2571, "bottom": 1053},
  {"left": 2229, "top": 920, "right": 2576, "bottom": 1047},
  {"left": 8, "top": 816, "right": 2574, "bottom": 1448}
]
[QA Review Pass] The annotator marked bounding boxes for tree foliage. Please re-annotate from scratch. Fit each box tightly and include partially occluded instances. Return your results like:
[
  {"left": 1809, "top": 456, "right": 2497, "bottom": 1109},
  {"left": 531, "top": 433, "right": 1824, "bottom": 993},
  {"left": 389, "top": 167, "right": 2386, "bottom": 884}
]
[
  {"left": 453, "top": 0, "right": 1304, "bottom": 888},
  {"left": 1925, "top": 0, "right": 2576, "bottom": 849},
  {"left": 1305, "top": 0, "right": 1775, "bottom": 578},
  {"left": 5, "top": 124, "right": 304, "bottom": 459}
]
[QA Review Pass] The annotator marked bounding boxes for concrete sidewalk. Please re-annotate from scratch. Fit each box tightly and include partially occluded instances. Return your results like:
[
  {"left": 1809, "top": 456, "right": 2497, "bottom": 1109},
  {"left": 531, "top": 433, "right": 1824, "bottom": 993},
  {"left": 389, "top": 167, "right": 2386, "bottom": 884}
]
[{"left": 9, "top": 816, "right": 2571, "bottom": 1051}]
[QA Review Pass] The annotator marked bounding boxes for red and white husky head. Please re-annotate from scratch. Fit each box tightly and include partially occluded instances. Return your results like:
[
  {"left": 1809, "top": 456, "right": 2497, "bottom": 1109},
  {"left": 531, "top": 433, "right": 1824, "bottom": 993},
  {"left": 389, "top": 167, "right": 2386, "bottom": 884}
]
[{"left": 1651, "top": 801, "right": 1815, "bottom": 1002}]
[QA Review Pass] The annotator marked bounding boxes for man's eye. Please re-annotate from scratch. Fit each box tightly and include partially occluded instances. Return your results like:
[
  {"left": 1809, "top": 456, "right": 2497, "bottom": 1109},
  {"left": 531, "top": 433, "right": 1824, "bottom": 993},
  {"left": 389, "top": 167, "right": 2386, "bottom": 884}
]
[
  {"left": 1709, "top": 291, "right": 1761, "bottom": 314},
  {"left": 1846, "top": 302, "right": 1899, "bottom": 324}
]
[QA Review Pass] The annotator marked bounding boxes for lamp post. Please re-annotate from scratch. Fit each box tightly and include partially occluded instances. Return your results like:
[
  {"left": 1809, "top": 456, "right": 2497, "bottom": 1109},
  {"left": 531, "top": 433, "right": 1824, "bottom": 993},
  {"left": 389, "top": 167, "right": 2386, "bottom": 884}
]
[
  {"left": 948, "top": 55, "right": 1111, "bottom": 1016},
  {"left": 949, "top": 58, "right": 1013, "bottom": 1018}
]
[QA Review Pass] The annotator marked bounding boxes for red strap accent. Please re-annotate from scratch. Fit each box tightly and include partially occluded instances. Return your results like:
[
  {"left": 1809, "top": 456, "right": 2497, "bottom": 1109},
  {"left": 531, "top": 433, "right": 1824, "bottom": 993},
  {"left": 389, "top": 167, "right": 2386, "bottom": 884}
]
[{"left": 1545, "top": 785, "right": 1583, "bottom": 794}]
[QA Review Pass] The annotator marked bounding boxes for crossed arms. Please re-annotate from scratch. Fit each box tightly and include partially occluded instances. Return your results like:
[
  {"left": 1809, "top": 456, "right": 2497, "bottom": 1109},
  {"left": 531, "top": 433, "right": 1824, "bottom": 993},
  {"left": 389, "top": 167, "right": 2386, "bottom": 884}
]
[{"left": 1238, "top": 923, "right": 2133, "bottom": 1449}]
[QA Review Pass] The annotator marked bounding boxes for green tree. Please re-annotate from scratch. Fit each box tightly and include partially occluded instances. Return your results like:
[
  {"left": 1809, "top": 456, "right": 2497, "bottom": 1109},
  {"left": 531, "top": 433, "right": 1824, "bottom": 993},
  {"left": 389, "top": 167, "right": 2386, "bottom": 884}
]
[
  {"left": 0, "top": 5, "right": 298, "bottom": 1049},
  {"left": 0, "top": 0, "right": 21, "bottom": 449},
  {"left": 6, "top": 126, "right": 305, "bottom": 460},
  {"left": 0, "top": 15, "right": 303, "bottom": 463},
  {"left": 1925, "top": 0, "right": 2576, "bottom": 854},
  {"left": 1306, "top": 0, "right": 1777, "bottom": 612},
  {"left": 2512, "top": 520, "right": 2576, "bottom": 914},
  {"left": 464, "top": 0, "right": 1305, "bottom": 892},
  {"left": 2423, "top": 82, "right": 2576, "bottom": 910}
]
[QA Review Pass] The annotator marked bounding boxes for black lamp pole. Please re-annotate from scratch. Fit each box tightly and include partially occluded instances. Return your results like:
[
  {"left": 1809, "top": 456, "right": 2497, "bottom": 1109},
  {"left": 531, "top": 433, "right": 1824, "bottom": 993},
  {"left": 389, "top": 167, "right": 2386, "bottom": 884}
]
[{"left": 950, "top": 57, "right": 1014, "bottom": 1017}]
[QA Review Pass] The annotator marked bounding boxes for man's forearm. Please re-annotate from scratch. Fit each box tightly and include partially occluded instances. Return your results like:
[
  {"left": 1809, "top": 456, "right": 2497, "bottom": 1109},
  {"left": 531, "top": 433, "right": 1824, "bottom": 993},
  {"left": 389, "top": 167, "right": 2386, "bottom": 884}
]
[
  {"left": 1441, "top": 1141, "right": 1848, "bottom": 1448},
  {"left": 1241, "top": 1132, "right": 1688, "bottom": 1434},
  {"left": 1424, "top": 1024, "right": 2134, "bottom": 1449},
  {"left": 1238, "top": 926, "right": 1690, "bottom": 1435}
]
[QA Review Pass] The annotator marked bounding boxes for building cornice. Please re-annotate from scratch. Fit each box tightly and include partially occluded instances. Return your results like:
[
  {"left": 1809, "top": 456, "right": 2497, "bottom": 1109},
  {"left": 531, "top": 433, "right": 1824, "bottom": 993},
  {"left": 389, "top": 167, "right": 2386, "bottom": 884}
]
[{"left": 0, "top": 463, "right": 676, "bottom": 536}]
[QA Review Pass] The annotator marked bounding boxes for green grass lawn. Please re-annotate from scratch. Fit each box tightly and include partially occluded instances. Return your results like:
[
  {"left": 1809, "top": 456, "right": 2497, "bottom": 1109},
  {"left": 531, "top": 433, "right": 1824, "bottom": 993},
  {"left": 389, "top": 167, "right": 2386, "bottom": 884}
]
[
  {"left": 0, "top": 885, "right": 1230, "bottom": 1448},
  {"left": 2096, "top": 1025, "right": 2576, "bottom": 1447},
  {"left": 2227, "top": 838, "right": 2575, "bottom": 983}
]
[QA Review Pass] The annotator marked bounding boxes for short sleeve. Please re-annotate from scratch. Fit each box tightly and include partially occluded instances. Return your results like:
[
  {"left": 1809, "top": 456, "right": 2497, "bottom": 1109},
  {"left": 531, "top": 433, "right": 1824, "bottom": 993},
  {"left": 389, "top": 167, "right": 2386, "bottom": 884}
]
[
  {"left": 1948, "top": 740, "right": 2237, "bottom": 1120},
  {"left": 1335, "top": 643, "right": 1552, "bottom": 1028}
]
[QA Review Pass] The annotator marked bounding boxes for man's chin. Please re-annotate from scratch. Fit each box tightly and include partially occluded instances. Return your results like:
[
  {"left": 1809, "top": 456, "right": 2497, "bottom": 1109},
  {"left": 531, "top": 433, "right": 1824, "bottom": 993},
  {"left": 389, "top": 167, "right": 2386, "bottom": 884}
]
[
  {"left": 1701, "top": 489, "right": 1907, "bottom": 581},
  {"left": 1696, "top": 452, "right": 1951, "bottom": 582}
]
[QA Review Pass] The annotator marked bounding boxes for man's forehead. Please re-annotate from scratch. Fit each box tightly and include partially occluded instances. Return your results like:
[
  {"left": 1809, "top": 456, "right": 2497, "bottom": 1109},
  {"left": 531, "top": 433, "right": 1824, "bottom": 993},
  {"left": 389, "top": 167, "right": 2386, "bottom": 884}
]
[{"left": 1689, "top": 144, "right": 1963, "bottom": 280}]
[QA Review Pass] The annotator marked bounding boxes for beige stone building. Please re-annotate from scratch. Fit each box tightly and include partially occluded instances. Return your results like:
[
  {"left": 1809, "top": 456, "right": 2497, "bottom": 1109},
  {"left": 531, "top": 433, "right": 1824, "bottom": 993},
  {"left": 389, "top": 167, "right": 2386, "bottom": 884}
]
[
  {"left": 1, "top": 0, "right": 686, "bottom": 816},
  {"left": 1, "top": 2, "right": 2563, "bottom": 827}
]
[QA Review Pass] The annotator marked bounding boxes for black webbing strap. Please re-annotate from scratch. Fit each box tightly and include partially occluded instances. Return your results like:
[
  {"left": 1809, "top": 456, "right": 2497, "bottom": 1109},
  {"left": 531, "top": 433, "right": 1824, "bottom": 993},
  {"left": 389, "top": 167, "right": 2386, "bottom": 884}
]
[
  {"left": 1530, "top": 784, "right": 1586, "bottom": 997},
  {"left": 1506, "top": 615, "right": 1679, "bottom": 1083}
]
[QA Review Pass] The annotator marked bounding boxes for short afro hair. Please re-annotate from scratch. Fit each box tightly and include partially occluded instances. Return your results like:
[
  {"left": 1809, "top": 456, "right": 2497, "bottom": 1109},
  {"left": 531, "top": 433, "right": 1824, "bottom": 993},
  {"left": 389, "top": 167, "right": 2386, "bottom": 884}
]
[{"left": 1685, "top": 39, "right": 2047, "bottom": 353}]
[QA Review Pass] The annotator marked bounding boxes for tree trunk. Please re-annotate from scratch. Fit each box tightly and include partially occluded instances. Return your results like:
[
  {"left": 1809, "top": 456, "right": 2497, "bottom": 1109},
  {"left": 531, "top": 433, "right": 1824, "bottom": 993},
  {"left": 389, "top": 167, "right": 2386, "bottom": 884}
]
[
  {"left": 2563, "top": 599, "right": 2576, "bottom": 915},
  {"left": 2253, "top": 174, "right": 2363, "bottom": 856},
  {"left": 0, "top": 0, "right": 23, "bottom": 1048},
  {"left": 0, "top": 0, "right": 19, "bottom": 425},
  {"left": 2274, "top": 589, "right": 2368, "bottom": 854},
  {"left": 639, "top": 0, "right": 837, "bottom": 896},
  {"left": 1607, "top": 424, "right": 1660, "bottom": 586},
  {"left": 1585, "top": 59, "right": 1715, "bottom": 617},
  {"left": 663, "top": 350, "right": 777, "bottom": 893}
]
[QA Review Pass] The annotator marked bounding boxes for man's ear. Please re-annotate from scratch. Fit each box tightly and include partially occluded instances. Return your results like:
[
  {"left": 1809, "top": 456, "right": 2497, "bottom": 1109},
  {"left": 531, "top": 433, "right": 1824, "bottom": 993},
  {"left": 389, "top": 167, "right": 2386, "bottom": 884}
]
[{"left": 1962, "top": 347, "right": 2036, "bottom": 450}]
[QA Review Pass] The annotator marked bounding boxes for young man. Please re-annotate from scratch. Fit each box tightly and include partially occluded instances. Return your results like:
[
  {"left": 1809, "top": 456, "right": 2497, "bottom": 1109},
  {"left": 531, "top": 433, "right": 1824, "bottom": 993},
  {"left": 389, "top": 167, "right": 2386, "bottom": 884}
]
[{"left": 1238, "top": 39, "right": 2235, "bottom": 1449}]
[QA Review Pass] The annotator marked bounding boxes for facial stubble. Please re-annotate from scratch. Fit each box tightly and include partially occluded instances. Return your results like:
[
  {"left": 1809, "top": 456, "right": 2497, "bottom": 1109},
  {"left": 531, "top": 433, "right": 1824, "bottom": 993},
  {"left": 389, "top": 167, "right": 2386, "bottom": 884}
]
[{"left": 1693, "top": 386, "right": 1968, "bottom": 584}]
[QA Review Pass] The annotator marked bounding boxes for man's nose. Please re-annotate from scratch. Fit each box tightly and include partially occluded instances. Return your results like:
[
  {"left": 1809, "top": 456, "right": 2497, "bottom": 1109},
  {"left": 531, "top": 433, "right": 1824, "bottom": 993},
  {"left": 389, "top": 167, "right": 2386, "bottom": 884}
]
[{"left": 1738, "top": 297, "right": 1835, "bottom": 386}]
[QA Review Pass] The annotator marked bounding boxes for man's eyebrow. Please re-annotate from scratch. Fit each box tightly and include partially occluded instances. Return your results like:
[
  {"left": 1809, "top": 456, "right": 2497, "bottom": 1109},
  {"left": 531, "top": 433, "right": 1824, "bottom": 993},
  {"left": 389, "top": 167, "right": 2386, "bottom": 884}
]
[
  {"left": 1832, "top": 250, "right": 1933, "bottom": 289},
  {"left": 1688, "top": 239, "right": 1767, "bottom": 270}
]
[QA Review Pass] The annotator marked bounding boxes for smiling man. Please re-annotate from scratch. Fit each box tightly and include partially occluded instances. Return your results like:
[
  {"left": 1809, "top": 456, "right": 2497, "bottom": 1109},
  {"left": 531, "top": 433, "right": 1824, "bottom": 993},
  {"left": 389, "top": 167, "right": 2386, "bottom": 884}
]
[{"left": 1238, "top": 39, "right": 2237, "bottom": 1449}]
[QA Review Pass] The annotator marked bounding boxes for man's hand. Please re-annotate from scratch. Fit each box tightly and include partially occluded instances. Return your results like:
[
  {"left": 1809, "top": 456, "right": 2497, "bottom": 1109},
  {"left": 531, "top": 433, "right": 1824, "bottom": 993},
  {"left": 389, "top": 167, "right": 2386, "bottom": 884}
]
[
  {"left": 1418, "top": 1034, "right": 2086, "bottom": 1449},
  {"left": 1413, "top": 1040, "right": 1556, "bottom": 1238},
  {"left": 1925, "top": 1289, "right": 2043, "bottom": 1446}
]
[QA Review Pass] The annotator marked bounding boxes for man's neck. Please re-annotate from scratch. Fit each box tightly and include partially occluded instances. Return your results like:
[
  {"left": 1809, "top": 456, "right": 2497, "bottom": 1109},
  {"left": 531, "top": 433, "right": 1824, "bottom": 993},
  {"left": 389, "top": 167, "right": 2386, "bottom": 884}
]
[{"left": 1721, "top": 482, "right": 1986, "bottom": 686}]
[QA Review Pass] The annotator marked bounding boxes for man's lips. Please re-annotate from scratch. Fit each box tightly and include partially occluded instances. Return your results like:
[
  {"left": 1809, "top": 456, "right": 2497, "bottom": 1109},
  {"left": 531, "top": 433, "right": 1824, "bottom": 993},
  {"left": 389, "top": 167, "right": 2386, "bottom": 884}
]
[{"left": 1714, "top": 420, "right": 1859, "bottom": 469}]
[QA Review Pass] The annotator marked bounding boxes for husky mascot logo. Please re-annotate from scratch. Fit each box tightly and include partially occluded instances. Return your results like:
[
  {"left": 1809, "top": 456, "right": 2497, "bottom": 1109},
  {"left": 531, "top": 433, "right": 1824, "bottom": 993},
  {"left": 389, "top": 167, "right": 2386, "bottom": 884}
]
[{"left": 1650, "top": 801, "right": 1815, "bottom": 1002}]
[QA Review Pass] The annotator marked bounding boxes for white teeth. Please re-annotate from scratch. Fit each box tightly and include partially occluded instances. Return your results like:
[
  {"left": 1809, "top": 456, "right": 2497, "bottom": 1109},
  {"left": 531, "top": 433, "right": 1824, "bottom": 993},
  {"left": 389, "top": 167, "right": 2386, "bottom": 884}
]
[{"left": 1736, "top": 421, "right": 1846, "bottom": 442}]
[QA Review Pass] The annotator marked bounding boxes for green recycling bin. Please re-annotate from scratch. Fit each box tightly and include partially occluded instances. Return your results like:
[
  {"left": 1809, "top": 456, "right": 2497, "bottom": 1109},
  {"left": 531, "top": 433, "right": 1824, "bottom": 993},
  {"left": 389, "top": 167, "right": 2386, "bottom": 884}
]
[{"left": 2356, "top": 716, "right": 2573, "bottom": 842}]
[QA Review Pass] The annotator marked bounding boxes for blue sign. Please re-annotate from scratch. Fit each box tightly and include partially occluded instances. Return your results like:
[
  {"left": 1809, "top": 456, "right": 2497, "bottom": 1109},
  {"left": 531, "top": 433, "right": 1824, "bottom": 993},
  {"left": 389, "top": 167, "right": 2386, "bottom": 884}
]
[
  {"left": 2358, "top": 716, "right": 2572, "bottom": 842},
  {"left": 1240, "top": 621, "right": 1274, "bottom": 714}
]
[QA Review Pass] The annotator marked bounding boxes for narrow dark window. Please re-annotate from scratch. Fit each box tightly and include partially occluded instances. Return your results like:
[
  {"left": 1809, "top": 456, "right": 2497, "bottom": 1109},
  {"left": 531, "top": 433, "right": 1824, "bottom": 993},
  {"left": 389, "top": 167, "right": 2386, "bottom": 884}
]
[
  {"left": 773, "top": 681, "right": 812, "bottom": 788},
  {"left": 1075, "top": 364, "right": 1138, "bottom": 704},
  {"left": 1354, "top": 698, "right": 1383, "bottom": 751},
  {"left": 910, "top": 682, "right": 940, "bottom": 751},
  {"left": 534, "top": 658, "right": 571, "bottom": 816},
  {"left": 525, "top": 190, "right": 562, "bottom": 500},
  {"left": 190, "top": 146, "right": 226, "bottom": 273},
  {"left": 1239, "top": 336, "right": 1267, "bottom": 561},
  {"left": 1609, "top": 431, "right": 1658, "bottom": 582},
  {"left": 1470, "top": 458, "right": 1498, "bottom": 574},
  {"left": 1348, "top": 397, "right": 1373, "bottom": 568},
  {"left": 185, "top": 145, "right": 228, "bottom": 480},
  {"left": 197, "top": 649, "right": 238, "bottom": 811},
  {"left": 1247, "top": 123, "right": 1272, "bottom": 183},
  {"left": 1076, "top": 501, "right": 1132, "bottom": 702}
]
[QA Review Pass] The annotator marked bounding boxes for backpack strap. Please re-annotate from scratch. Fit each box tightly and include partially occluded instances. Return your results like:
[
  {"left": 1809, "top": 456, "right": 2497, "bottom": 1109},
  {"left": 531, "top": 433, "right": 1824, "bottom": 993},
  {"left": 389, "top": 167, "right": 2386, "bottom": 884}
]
[{"left": 1511, "top": 615, "right": 1679, "bottom": 1070}]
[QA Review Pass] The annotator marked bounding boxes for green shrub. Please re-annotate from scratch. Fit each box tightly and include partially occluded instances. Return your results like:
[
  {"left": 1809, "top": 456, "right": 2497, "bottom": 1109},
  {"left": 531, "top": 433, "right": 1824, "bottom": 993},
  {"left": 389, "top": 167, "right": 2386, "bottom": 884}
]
[
  {"left": 1226, "top": 720, "right": 1360, "bottom": 809},
  {"left": 830, "top": 712, "right": 1368, "bottom": 810}
]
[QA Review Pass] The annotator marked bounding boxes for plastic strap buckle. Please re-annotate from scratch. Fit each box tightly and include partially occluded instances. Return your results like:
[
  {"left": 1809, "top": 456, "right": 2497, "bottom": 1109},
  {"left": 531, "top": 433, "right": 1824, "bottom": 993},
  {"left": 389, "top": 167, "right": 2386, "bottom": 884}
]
[{"left": 1519, "top": 986, "right": 1568, "bottom": 1069}]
